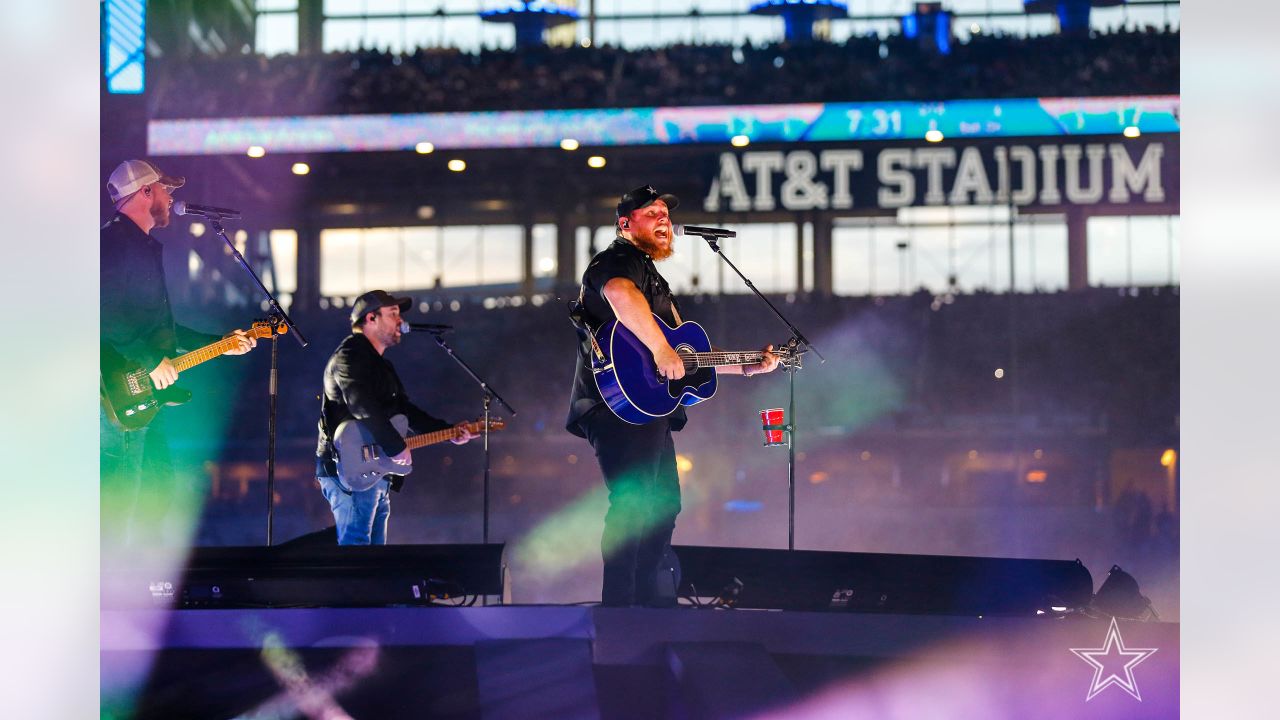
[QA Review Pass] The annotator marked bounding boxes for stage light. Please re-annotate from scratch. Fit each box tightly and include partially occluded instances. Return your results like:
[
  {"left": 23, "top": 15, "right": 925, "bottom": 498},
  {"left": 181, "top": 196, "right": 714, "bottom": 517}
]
[
  {"left": 860, "top": 450, "right": 871, "bottom": 461},
  {"left": 189, "top": 222, "right": 205, "bottom": 237},
  {"left": 416, "top": 205, "right": 435, "bottom": 220},
  {"left": 925, "top": 129, "right": 944, "bottom": 143},
  {"left": 1034, "top": 448, "right": 1044, "bottom": 459},
  {"left": 1093, "top": 565, "right": 1156, "bottom": 619},
  {"left": 560, "top": 138, "right": 580, "bottom": 151},
  {"left": 731, "top": 134, "right": 750, "bottom": 147},
  {"left": 291, "top": 162, "right": 310, "bottom": 175},
  {"left": 587, "top": 155, "right": 606, "bottom": 168},
  {"left": 416, "top": 141, "right": 435, "bottom": 154},
  {"left": 676, "top": 454, "right": 693, "bottom": 473},
  {"left": 581, "top": 38, "right": 592, "bottom": 47},
  {"left": 968, "top": 450, "right": 978, "bottom": 460},
  {"left": 247, "top": 145, "right": 266, "bottom": 158},
  {"left": 1123, "top": 125, "right": 1141, "bottom": 138},
  {"left": 1160, "top": 448, "right": 1176, "bottom": 467},
  {"left": 994, "top": 368, "right": 1005, "bottom": 379},
  {"left": 1025, "top": 470, "right": 1047, "bottom": 483},
  {"left": 448, "top": 159, "right": 466, "bottom": 172}
]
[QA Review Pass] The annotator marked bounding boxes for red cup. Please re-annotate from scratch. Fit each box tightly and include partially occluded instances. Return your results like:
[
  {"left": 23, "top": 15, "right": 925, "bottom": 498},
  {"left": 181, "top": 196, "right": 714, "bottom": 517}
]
[{"left": 760, "top": 408, "right": 786, "bottom": 446}]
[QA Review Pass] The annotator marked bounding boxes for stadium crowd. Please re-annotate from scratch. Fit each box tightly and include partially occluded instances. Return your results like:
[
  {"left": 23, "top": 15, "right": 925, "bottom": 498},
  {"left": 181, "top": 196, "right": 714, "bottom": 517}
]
[{"left": 148, "top": 27, "right": 1178, "bottom": 118}]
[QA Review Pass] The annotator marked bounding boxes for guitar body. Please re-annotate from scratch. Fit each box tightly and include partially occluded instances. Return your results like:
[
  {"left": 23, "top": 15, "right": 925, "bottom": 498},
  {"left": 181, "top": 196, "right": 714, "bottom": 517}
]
[
  {"left": 100, "top": 321, "right": 279, "bottom": 430},
  {"left": 333, "top": 415, "right": 505, "bottom": 492},
  {"left": 593, "top": 316, "right": 718, "bottom": 425},
  {"left": 100, "top": 358, "right": 191, "bottom": 431},
  {"left": 334, "top": 414, "right": 414, "bottom": 492}
]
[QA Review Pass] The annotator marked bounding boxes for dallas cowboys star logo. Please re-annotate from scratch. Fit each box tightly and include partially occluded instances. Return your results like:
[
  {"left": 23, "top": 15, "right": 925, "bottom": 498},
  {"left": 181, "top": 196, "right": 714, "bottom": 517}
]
[{"left": 1070, "top": 616, "right": 1159, "bottom": 701}]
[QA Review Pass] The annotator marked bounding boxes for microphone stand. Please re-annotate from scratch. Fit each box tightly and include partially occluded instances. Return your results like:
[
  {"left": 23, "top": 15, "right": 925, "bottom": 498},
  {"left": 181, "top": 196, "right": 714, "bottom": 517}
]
[
  {"left": 209, "top": 218, "right": 309, "bottom": 547},
  {"left": 689, "top": 230, "right": 824, "bottom": 551},
  {"left": 413, "top": 326, "right": 516, "bottom": 601}
]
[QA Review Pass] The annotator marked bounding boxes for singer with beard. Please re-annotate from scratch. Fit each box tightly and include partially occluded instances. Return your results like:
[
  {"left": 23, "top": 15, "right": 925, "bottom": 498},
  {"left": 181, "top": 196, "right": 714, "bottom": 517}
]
[
  {"left": 100, "top": 159, "right": 257, "bottom": 549},
  {"left": 566, "top": 185, "right": 780, "bottom": 606},
  {"left": 315, "top": 290, "right": 475, "bottom": 545}
]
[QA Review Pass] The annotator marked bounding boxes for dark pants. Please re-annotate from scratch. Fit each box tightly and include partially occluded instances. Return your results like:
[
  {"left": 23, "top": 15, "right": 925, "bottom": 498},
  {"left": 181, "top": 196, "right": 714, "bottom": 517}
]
[{"left": 582, "top": 408, "right": 682, "bottom": 607}]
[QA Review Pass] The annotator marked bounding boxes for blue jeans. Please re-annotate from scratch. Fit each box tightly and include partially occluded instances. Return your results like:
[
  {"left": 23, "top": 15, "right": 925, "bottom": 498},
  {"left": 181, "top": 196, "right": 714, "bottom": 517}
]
[{"left": 318, "top": 476, "right": 391, "bottom": 545}]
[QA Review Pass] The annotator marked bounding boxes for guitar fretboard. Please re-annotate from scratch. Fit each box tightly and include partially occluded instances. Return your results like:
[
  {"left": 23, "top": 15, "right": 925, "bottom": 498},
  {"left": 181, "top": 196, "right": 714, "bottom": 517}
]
[
  {"left": 172, "top": 336, "right": 251, "bottom": 373},
  {"left": 403, "top": 426, "right": 473, "bottom": 450},
  {"left": 683, "top": 350, "right": 792, "bottom": 369}
]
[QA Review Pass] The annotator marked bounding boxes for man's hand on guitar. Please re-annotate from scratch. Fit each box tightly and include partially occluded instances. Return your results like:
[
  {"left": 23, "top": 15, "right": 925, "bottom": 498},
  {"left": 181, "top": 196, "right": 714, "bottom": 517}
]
[
  {"left": 222, "top": 329, "right": 258, "bottom": 356},
  {"left": 654, "top": 345, "right": 686, "bottom": 381},
  {"left": 149, "top": 357, "right": 179, "bottom": 389},
  {"left": 390, "top": 448, "right": 412, "bottom": 466},
  {"left": 451, "top": 422, "right": 477, "bottom": 445},
  {"left": 746, "top": 344, "right": 781, "bottom": 377}
]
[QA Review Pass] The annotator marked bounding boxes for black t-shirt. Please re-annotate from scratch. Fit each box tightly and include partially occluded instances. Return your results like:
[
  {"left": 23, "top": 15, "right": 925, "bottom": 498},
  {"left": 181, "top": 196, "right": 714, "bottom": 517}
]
[{"left": 565, "top": 237, "right": 687, "bottom": 436}]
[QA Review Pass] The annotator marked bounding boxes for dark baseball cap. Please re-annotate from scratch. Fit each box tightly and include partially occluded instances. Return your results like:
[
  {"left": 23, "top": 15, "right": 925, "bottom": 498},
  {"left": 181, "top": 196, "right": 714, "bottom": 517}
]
[
  {"left": 350, "top": 289, "right": 412, "bottom": 326},
  {"left": 616, "top": 185, "right": 680, "bottom": 217}
]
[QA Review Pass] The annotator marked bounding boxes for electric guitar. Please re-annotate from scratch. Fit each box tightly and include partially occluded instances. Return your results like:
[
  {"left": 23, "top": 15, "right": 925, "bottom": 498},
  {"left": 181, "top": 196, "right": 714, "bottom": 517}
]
[
  {"left": 334, "top": 415, "right": 507, "bottom": 492},
  {"left": 592, "top": 314, "right": 801, "bottom": 425},
  {"left": 100, "top": 320, "right": 283, "bottom": 430}
]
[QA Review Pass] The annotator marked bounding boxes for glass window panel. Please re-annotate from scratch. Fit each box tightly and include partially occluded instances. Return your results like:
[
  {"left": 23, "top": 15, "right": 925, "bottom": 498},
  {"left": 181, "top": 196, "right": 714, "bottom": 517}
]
[
  {"left": 320, "top": 228, "right": 363, "bottom": 297},
  {"left": 323, "top": 19, "right": 366, "bottom": 51},
  {"left": 255, "top": 13, "right": 299, "bottom": 56},
  {"left": 403, "top": 226, "right": 442, "bottom": 288},
  {"left": 478, "top": 225, "right": 523, "bottom": 286},
  {"left": 1128, "top": 216, "right": 1176, "bottom": 287},
  {"left": 324, "top": 0, "right": 367, "bottom": 13},
  {"left": 360, "top": 227, "right": 406, "bottom": 290},
  {"left": 440, "top": 226, "right": 483, "bottom": 287},
  {"left": 269, "top": 230, "right": 298, "bottom": 293},
  {"left": 1013, "top": 215, "right": 1068, "bottom": 293},
  {"left": 256, "top": 0, "right": 298, "bottom": 10},
  {"left": 1086, "top": 216, "right": 1130, "bottom": 287},
  {"left": 532, "top": 224, "right": 557, "bottom": 278}
]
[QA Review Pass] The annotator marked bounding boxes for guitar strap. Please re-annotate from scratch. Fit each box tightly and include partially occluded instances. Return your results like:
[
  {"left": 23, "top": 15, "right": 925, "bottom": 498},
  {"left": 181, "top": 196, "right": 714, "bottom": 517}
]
[{"left": 568, "top": 283, "right": 608, "bottom": 366}]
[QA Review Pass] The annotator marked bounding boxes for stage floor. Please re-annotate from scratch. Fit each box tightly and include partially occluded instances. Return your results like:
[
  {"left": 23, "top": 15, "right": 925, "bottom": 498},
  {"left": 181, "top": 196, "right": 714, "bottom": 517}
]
[{"left": 103, "top": 605, "right": 1179, "bottom": 719}]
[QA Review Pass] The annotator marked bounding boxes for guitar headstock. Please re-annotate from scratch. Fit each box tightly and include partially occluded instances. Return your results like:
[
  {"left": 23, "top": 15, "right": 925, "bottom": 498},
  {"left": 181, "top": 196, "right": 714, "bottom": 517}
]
[
  {"left": 249, "top": 320, "right": 289, "bottom": 339},
  {"left": 775, "top": 344, "right": 804, "bottom": 370}
]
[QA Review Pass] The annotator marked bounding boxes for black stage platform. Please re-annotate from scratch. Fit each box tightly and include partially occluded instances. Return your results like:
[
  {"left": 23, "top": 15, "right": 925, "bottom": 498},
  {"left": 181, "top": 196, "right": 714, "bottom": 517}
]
[{"left": 104, "top": 603, "right": 1178, "bottom": 718}]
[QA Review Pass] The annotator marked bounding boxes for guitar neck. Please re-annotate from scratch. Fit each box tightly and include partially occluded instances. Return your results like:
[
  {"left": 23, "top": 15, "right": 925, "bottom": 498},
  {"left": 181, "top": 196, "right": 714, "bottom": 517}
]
[
  {"left": 403, "top": 426, "right": 468, "bottom": 450},
  {"left": 171, "top": 336, "right": 243, "bottom": 373},
  {"left": 684, "top": 350, "right": 788, "bottom": 369}
]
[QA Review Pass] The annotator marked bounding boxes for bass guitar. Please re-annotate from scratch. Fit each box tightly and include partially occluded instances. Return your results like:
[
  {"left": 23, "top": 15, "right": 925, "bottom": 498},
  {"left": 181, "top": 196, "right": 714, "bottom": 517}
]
[
  {"left": 100, "top": 320, "right": 282, "bottom": 430},
  {"left": 334, "top": 415, "right": 506, "bottom": 492},
  {"left": 592, "top": 314, "right": 800, "bottom": 425}
]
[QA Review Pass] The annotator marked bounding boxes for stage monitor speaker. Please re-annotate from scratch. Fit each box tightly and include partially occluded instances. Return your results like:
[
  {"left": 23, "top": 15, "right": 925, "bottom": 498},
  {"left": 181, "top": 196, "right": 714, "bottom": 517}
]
[
  {"left": 104, "top": 541, "right": 506, "bottom": 609},
  {"left": 672, "top": 545, "right": 1093, "bottom": 616}
]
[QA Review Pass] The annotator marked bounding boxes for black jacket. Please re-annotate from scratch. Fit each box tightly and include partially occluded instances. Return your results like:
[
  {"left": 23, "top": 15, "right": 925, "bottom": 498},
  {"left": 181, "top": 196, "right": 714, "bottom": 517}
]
[
  {"left": 316, "top": 332, "right": 451, "bottom": 476},
  {"left": 101, "top": 213, "right": 219, "bottom": 372}
]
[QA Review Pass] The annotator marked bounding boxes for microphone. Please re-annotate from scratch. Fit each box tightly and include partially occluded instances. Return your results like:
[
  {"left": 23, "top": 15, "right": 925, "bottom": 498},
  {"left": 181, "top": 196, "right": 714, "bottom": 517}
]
[
  {"left": 402, "top": 322, "right": 454, "bottom": 334},
  {"left": 674, "top": 224, "right": 736, "bottom": 238},
  {"left": 173, "top": 200, "right": 242, "bottom": 220}
]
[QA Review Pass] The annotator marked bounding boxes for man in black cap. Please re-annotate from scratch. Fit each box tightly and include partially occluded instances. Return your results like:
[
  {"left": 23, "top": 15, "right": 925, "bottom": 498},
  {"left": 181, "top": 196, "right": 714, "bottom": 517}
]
[
  {"left": 566, "top": 185, "right": 779, "bottom": 606},
  {"left": 100, "top": 159, "right": 257, "bottom": 549},
  {"left": 315, "top": 289, "right": 475, "bottom": 545}
]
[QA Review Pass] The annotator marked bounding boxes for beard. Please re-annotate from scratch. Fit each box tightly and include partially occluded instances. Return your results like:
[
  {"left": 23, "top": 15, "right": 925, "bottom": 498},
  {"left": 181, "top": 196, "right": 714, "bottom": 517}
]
[
  {"left": 150, "top": 195, "right": 171, "bottom": 228},
  {"left": 630, "top": 230, "right": 674, "bottom": 261}
]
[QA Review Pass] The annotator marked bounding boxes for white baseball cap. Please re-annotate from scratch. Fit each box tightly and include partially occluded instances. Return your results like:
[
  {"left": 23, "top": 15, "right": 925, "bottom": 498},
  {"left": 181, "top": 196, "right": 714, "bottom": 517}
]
[{"left": 107, "top": 159, "right": 185, "bottom": 203}]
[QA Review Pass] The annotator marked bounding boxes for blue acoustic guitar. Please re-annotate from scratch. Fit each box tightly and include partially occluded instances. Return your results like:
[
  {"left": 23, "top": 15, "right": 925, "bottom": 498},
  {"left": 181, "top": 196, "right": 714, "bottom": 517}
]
[{"left": 592, "top": 313, "right": 800, "bottom": 424}]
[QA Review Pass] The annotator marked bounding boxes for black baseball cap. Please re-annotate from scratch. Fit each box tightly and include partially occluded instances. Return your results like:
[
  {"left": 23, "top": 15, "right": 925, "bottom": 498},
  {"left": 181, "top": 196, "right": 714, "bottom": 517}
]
[
  {"left": 350, "top": 289, "right": 412, "bottom": 326},
  {"left": 616, "top": 185, "right": 680, "bottom": 217}
]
